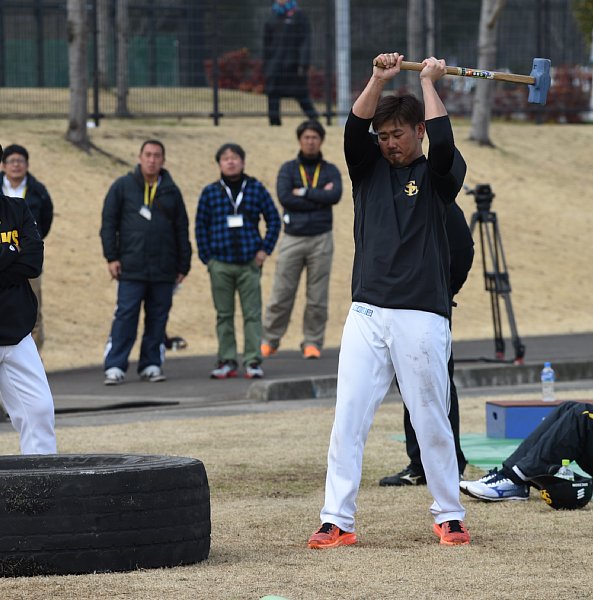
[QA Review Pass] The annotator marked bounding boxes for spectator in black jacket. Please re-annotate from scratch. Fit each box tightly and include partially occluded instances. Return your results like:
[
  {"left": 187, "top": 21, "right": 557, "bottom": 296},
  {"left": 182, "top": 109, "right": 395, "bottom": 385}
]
[
  {"left": 263, "top": 0, "right": 319, "bottom": 126},
  {"left": 1, "top": 144, "right": 54, "bottom": 351},
  {"left": 100, "top": 140, "right": 191, "bottom": 385},
  {"left": 379, "top": 201, "right": 474, "bottom": 486},
  {"left": 0, "top": 143, "right": 57, "bottom": 454},
  {"left": 261, "top": 120, "right": 342, "bottom": 359}
]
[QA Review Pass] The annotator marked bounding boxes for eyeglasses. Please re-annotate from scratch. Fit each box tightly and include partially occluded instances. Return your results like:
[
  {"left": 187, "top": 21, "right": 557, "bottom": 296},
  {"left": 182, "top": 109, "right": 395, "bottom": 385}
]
[{"left": 3, "top": 158, "right": 27, "bottom": 165}]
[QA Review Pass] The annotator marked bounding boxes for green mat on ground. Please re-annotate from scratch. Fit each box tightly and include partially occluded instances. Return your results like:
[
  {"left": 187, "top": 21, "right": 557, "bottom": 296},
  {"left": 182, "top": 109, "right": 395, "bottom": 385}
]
[{"left": 390, "top": 433, "right": 587, "bottom": 475}]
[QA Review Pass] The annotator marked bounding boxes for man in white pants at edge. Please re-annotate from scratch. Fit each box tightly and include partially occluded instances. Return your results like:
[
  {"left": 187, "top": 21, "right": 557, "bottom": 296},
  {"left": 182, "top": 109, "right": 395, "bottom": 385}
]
[
  {"left": 0, "top": 143, "right": 57, "bottom": 455},
  {"left": 308, "top": 52, "right": 469, "bottom": 548}
]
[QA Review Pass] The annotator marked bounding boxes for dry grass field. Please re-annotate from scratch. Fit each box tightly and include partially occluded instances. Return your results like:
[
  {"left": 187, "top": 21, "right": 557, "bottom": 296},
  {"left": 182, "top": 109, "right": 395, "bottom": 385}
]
[
  {"left": 1, "top": 113, "right": 593, "bottom": 596},
  {"left": 1, "top": 115, "right": 592, "bottom": 372},
  {"left": 1, "top": 389, "right": 593, "bottom": 599}
]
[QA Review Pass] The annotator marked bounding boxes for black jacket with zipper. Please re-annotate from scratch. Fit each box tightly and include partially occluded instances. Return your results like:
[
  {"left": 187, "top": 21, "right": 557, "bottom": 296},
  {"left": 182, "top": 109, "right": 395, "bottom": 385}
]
[{"left": 100, "top": 166, "right": 191, "bottom": 283}]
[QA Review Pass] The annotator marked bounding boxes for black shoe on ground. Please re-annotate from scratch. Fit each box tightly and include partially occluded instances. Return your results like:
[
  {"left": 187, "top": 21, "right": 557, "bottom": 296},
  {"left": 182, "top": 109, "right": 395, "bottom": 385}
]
[{"left": 379, "top": 465, "right": 427, "bottom": 487}]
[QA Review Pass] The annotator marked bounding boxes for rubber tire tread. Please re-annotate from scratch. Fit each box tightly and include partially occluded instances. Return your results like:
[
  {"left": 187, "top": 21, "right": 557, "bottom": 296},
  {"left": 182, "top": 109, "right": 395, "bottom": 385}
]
[{"left": 0, "top": 454, "right": 211, "bottom": 577}]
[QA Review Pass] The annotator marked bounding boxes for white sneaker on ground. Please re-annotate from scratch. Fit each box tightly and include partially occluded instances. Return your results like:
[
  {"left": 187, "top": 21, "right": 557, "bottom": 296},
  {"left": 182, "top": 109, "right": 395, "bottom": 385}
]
[
  {"left": 104, "top": 367, "right": 125, "bottom": 386},
  {"left": 244, "top": 362, "right": 264, "bottom": 379},
  {"left": 139, "top": 365, "right": 166, "bottom": 382},
  {"left": 461, "top": 467, "right": 529, "bottom": 501}
]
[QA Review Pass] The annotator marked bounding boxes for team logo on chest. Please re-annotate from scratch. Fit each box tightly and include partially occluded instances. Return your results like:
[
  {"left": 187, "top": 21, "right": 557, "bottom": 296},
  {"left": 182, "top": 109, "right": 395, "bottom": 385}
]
[{"left": 404, "top": 180, "right": 419, "bottom": 197}]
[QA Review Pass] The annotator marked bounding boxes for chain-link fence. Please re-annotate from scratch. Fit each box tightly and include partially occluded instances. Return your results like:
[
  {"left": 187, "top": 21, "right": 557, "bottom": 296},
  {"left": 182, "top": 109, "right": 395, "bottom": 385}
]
[{"left": 0, "top": 0, "right": 590, "bottom": 122}]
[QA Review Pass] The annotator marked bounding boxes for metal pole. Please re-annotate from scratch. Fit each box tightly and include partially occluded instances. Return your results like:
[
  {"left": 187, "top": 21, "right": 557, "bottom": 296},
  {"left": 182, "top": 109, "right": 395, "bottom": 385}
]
[
  {"left": 324, "top": 0, "right": 333, "bottom": 125},
  {"left": 335, "top": 0, "right": 350, "bottom": 125},
  {"left": 35, "top": 0, "right": 44, "bottom": 86},
  {"left": 210, "top": 0, "right": 221, "bottom": 125}
]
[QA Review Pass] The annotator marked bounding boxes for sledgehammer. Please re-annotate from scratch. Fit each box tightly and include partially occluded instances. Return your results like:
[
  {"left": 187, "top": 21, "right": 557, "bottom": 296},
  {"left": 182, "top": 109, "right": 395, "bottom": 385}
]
[{"left": 373, "top": 57, "right": 552, "bottom": 105}]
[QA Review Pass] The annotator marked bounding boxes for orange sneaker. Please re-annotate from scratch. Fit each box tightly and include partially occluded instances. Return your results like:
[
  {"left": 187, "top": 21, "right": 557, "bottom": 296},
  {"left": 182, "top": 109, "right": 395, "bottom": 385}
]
[
  {"left": 433, "top": 520, "right": 470, "bottom": 546},
  {"left": 302, "top": 345, "right": 321, "bottom": 359},
  {"left": 260, "top": 343, "right": 277, "bottom": 357},
  {"left": 308, "top": 522, "right": 357, "bottom": 549}
]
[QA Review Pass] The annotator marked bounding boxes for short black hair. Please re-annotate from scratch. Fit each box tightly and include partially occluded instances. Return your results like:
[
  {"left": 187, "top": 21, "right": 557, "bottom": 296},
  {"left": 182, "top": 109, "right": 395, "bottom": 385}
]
[
  {"left": 296, "top": 119, "right": 325, "bottom": 141},
  {"left": 215, "top": 143, "right": 245, "bottom": 163},
  {"left": 0, "top": 144, "right": 3, "bottom": 162},
  {"left": 2, "top": 144, "right": 29, "bottom": 163},
  {"left": 140, "top": 139, "right": 165, "bottom": 157},
  {"left": 372, "top": 94, "right": 424, "bottom": 132}
]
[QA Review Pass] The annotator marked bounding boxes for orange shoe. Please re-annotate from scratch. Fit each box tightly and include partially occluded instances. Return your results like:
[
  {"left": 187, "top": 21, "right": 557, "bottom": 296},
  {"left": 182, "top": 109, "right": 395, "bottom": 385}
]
[
  {"left": 433, "top": 520, "right": 470, "bottom": 546},
  {"left": 260, "top": 343, "right": 277, "bottom": 357},
  {"left": 308, "top": 522, "right": 357, "bottom": 549},
  {"left": 302, "top": 345, "right": 321, "bottom": 359}
]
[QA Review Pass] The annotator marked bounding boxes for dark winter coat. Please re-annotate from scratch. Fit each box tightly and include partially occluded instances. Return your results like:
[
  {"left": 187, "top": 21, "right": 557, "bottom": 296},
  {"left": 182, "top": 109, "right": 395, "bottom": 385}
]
[
  {"left": 0, "top": 172, "right": 53, "bottom": 239},
  {"left": 263, "top": 8, "right": 312, "bottom": 97},
  {"left": 100, "top": 166, "right": 191, "bottom": 283},
  {"left": 0, "top": 194, "right": 42, "bottom": 345}
]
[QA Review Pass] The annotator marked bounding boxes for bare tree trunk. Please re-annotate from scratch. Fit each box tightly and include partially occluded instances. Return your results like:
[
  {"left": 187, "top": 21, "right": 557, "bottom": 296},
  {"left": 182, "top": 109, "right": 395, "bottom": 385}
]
[
  {"left": 97, "top": 0, "right": 110, "bottom": 89},
  {"left": 116, "top": 0, "right": 131, "bottom": 116},
  {"left": 407, "top": 0, "right": 423, "bottom": 98},
  {"left": 66, "top": 0, "right": 89, "bottom": 149},
  {"left": 469, "top": 0, "right": 507, "bottom": 146}
]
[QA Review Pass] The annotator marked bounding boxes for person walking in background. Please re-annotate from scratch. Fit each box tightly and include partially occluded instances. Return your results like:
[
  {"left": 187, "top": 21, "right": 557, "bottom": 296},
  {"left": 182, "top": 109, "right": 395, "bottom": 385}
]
[
  {"left": 1, "top": 144, "right": 53, "bottom": 352},
  {"left": 308, "top": 52, "right": 471, "bottom": 549},
  {"left": 196, "top": 143, "right": 281, "bottom": 380},
  {"left": 261, "top": 120, "right": 342, "bottom": 359},
  {"left": 263, "top": 0, "right": 319, "bottom": 126},
  {"left": 0, "top": 143, "right": 57, "bottom": 455},
  {"left": 379, "top": 201, "right": 474, "bottom": 486},
  {"left": 100, "top": 140, "right": 191, "bottom": 386}
]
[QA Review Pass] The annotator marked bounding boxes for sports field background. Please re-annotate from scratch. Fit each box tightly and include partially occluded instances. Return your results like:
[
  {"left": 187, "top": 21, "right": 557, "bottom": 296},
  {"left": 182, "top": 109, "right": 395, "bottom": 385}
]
[
  {"left": 0, "top": 116, "right": 591, "bottom": 372},
  {"left": 1, "top": 389, "right": 593, "bottom": 598},
  {"left": 1, "top": 116, "right": 592, "bottom": 597}
]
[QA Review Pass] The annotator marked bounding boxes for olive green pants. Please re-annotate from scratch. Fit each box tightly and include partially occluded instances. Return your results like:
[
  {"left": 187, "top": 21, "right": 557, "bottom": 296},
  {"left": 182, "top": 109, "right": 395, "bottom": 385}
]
[{"left": 208, "top": 259, "right": 262, "bottom": 365}]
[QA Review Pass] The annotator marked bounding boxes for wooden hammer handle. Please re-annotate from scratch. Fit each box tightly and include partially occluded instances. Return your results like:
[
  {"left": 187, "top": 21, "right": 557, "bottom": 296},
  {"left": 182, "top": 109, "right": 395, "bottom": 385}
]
[{"left": 373, "top": 59, "right": 535, "bottom": 85}]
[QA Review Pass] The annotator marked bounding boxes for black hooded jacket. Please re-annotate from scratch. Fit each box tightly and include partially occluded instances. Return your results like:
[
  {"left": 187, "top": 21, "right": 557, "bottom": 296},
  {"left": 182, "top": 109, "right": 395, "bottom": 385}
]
[{"left": 0, "top": 194, "right": 42, "bottom": 345}]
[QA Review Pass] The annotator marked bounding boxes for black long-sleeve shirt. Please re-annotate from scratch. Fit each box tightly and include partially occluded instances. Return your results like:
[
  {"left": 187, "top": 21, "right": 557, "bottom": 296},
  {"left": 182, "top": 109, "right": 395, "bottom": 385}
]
[
  {"left": 344, "top": 111, "right": 466, "bottom": 318},
  {"left": 0, "top": 194, "right": 43, "bottom": 345}
]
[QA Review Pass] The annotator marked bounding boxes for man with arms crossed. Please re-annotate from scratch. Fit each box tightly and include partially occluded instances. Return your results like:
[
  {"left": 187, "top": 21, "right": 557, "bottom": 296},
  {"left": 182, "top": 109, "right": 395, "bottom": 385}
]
[{"left": 308, "top": 52, "right": 470, "bottom": 549}]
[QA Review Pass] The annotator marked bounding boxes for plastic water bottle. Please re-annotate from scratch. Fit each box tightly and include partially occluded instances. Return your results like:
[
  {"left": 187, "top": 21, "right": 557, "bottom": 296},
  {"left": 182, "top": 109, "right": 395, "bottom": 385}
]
[
  {"left": 540, "top": 362, "right": 555, "bottom": 402},
  {"left": 556, "top": 459, "right": 574, "bottom": 481}
]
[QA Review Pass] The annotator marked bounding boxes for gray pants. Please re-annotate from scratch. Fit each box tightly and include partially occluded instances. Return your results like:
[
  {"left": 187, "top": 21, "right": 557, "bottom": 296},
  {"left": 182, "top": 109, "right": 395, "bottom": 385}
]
[{"left": 263, "top": 231, "right": 333, "bottom": 350}]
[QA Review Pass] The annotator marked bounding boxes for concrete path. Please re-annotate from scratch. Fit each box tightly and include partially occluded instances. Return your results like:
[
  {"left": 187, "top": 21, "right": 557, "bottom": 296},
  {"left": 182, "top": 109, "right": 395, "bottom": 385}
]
[{"left": 46, "top": 333, "right": 593, "bottom": 414}]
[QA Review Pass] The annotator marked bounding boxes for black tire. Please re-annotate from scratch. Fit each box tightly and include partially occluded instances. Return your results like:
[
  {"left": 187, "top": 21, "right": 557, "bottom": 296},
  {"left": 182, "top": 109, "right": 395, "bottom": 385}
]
[{"left": 0, "top": 454, "right": 210, "bottom": 577}]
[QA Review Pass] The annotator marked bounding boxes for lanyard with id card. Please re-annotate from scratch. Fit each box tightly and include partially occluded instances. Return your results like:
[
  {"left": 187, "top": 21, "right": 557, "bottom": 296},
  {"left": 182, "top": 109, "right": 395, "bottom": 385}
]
[
  {"left": 139, "top": 179, "right": 159, "bottom": 221},
  {"left": 220, "top": 179, "right": 247, "bottom": 228}
]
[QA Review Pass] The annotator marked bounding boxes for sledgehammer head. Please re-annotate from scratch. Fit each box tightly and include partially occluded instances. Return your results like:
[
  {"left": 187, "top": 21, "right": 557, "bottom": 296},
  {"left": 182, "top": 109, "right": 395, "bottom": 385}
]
[{"left": 528, "top": 58, "right": 551, "bottom": 105}]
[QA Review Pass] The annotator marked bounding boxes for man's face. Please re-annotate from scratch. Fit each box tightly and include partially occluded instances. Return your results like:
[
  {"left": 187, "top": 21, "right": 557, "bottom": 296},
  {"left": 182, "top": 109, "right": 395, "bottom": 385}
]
[
  {"left": 2, "top": 153, "right": 28, "bottom": 181},
  {"left": 299, "top": 129, "right": 323, "bottom": 158},
  {"left": 138, "top": 144, "right": 165, "bottom": 179},
  {"left": 218, "top": 149, "right": 245, "bottom": 179},
  {"left": 376, "top": 120, "right": 425, "bottom": 168}
]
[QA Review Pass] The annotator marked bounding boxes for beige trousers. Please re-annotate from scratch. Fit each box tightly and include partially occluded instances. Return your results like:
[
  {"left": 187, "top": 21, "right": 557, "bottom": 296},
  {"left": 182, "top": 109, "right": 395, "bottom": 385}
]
[{"left": 263, "top": 231, "right": 333, "bottom": 350}]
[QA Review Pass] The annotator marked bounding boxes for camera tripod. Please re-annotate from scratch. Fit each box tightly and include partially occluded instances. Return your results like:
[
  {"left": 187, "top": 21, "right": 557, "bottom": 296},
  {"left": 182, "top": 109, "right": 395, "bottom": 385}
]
[{"left": 466, "top": 184, "right": 525, "bottom": 364}]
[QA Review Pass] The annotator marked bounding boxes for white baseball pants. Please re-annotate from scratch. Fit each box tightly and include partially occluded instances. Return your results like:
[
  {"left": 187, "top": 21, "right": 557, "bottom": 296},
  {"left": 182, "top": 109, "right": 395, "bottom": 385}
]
[
  {"left": 320, "top": 303, "right": 465, "bottom": 531},
  {"left": 0, "top": 334, "right": 57, "bottom": 454}
]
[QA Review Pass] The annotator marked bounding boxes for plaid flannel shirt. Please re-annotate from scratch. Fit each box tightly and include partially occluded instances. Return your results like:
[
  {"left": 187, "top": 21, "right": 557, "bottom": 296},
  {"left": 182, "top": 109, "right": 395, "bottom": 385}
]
[{"left": 195, "top": 175, "right": 281, "bottom": 265}]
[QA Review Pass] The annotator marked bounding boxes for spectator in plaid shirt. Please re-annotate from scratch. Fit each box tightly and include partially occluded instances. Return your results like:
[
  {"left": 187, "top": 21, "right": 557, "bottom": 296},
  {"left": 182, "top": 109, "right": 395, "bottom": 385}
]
[{"left": 196, "top": 143, "right": 281, "bottom": 379}]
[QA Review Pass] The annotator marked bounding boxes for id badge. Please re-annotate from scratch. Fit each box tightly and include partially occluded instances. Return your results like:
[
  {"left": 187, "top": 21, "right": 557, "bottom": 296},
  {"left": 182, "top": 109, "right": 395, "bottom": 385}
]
[
  {"left": 227, "top": 214, "right": 244, "bottom": 228},
  {"left": 139, "top": 206, "right": 152, "bottom": 221}
]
